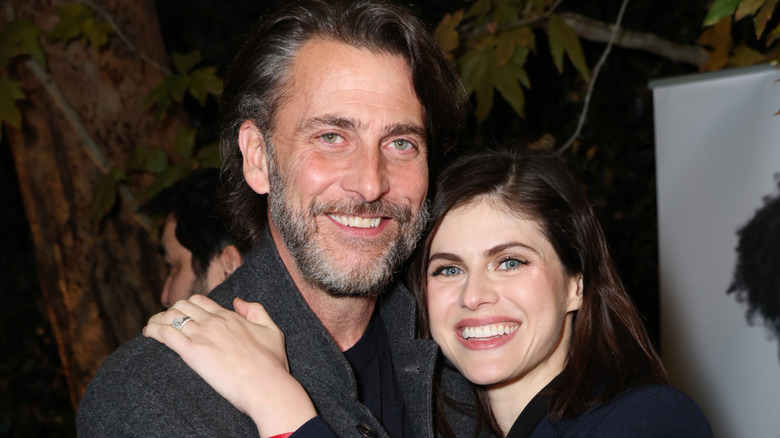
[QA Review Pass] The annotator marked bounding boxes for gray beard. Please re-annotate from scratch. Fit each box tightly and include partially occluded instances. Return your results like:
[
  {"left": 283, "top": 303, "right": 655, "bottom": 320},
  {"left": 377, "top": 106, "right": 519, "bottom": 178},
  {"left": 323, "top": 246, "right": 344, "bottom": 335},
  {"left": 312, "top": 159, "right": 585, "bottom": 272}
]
[{"left": 266, "top": 145, "right": 429, "bottom": 297}]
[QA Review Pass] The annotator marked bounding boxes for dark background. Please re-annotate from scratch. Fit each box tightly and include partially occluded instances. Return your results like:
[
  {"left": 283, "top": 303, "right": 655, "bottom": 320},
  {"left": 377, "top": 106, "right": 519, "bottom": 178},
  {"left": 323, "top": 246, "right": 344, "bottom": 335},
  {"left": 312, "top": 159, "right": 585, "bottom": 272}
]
[{"left": 1, "top": 0, "right": 709, "bottom": 435}]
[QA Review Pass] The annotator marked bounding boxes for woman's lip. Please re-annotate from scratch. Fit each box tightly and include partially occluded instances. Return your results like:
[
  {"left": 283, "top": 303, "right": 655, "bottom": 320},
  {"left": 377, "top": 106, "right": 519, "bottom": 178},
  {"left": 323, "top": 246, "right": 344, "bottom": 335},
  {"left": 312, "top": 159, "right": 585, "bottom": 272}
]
[{"left": 455, "top": 318, "right": 521, "bottom": 350}]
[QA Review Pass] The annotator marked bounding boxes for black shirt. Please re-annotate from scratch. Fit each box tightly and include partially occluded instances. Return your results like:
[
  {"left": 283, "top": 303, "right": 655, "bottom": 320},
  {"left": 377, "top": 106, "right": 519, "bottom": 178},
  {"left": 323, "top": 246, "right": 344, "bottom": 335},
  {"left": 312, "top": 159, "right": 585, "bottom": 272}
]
[{"left": 344, "top": 310, "right": 415, "bottom": 438}]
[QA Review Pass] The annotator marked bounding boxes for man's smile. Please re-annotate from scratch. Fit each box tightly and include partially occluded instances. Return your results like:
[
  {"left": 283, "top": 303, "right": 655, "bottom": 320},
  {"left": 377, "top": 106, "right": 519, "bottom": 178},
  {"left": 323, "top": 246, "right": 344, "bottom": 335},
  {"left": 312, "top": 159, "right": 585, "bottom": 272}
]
[{"left": 328, "top": 214, "right": 384, "bottom": 229}]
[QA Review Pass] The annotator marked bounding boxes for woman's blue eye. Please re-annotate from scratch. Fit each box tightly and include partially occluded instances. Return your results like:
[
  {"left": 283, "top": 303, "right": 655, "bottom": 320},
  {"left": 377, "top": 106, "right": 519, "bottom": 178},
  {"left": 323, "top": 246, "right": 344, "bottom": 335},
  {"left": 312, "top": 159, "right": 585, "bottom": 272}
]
[
  {"left": 321, "top": 133, "right": 344, "bottom": 143},
  {"left": 498, "top": 258, "right": 525, "bottom": 270},
  {"left": 392, "top": 139, "right": 413, "bottom": 151},
  {"left": 432, "top": 266, "right": 463, "bottom": 277}
]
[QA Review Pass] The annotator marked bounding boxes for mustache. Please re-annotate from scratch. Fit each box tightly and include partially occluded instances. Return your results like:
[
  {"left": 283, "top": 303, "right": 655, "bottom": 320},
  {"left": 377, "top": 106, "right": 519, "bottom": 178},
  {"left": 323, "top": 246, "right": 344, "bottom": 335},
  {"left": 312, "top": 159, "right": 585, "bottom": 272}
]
[{"left": 309, "top": 199, "right": 414, "bottom": 221}]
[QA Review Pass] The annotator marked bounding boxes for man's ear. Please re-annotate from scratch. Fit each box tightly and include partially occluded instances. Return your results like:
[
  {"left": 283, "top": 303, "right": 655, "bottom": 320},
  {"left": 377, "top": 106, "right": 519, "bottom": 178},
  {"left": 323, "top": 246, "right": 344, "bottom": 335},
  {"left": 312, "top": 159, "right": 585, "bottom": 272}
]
[
  {"left": 238, "top": 120, "right": 270, "bottom": 195},
  {"left": 220, "top": 245, "right": 243, "bottom": 276}
]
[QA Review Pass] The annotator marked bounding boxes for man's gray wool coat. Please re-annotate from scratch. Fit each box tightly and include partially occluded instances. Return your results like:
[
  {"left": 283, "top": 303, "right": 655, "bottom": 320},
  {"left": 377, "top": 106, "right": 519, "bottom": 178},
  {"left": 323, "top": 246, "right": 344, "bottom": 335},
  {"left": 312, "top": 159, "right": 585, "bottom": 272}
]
[{"left": 77, "top": 231, "right": 476, "bottom": 437}]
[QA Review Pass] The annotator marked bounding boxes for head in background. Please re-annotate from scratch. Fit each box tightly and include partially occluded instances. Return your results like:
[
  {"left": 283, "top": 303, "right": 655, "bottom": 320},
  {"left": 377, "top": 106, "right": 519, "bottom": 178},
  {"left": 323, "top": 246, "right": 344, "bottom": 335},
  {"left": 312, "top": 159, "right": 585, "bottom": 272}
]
[
  {"left": 728, "top": 176, "right": 780, "bottom": 357},
  {"left": 144, "top": 168, "right": 243, "bottom": 307}
]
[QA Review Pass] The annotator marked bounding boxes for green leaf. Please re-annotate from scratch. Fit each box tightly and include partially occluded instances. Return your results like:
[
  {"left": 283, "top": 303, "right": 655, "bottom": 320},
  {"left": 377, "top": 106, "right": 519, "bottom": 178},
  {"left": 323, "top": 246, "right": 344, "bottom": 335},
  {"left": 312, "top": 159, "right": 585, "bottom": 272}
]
[
  {"left": 547, "top": 14, "right": 590, "bottom": 81},
  {"left": 173, "top": 127, "right": 196, "bottom": 160},
  {"left": 495, "top": 0, "right": 520, "bottom": 25},
  {"left": 89, "top": 168, "right": 125, "bottom": 225},
  {"left": 188, "top": 66, "right": 222, "bottom": 106},
  {"left": 146, "top": 73, "right": 189, "bottom": 119},
  {"left": 753, "top": 0, "right": 779, "bottom": 38},
  {"left": 434, "top": 10, "right": 464, "bottom": 54},
  {"left": 50, "top": 3, "right": 92, "bottom": 43},
  {"left": 703, "top": 0, "right": 741, "bottom": 26},
  {"left": 0, "top": 19, "right": 46, "bottom": 68},
  {"left": 457, "top": 48, "right": 493, "bottom": 120},
  {"left": 492, "top": 59, "right": 526, "bottom": 118},
  {"left": 125, "top": 145, "right": 169, "bottom": 173},
  {"left": 509, "top": 46, "right": 531, "bottom": 88},
  {"left": 496, "top": 27, "right": 534, "bottom": 66},
  {"left": 82, "top": 18, "right": 112, "bottom": 48},
  {"left": 195, "top": 143, "right": 222, "bottom": 169},
  {"left": 465, "top": 0, "right": 491, "bottom": 21},
  {"left": 172, "top": 51, "right": 202, "bottom": 73},
  {"left": 0, "top": 77, "right": 24, "bottom": 127},
  {"left": 736, "top": 0, "right": 764, "bottom": 20}
]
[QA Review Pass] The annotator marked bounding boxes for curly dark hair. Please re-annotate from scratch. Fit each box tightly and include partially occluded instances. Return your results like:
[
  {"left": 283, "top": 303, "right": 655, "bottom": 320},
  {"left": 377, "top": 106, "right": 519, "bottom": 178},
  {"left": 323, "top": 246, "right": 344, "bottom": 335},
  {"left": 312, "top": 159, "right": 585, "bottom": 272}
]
[
  {"left": 728, "top": 176, "right": 780, "bottom": 347},
  {"left": 218, "top": 0, "right": 468, "bottom": 252}
]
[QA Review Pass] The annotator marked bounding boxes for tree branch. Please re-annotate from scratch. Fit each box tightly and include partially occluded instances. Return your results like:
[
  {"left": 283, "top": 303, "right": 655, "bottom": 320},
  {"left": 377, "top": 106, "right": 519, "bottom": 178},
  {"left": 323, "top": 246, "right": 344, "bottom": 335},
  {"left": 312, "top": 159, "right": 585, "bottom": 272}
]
[
  {"left": 80, "top": 0, "right": 172, "bottom": 76},
  {"left": 560, "top": 11, "right": 709, "bottom": 66},
  {"left": 24, "top": 58, "right": 149, "bottom": 230},
  {"left": 557, "top": 0, "right": 631, "bottom": 154}
]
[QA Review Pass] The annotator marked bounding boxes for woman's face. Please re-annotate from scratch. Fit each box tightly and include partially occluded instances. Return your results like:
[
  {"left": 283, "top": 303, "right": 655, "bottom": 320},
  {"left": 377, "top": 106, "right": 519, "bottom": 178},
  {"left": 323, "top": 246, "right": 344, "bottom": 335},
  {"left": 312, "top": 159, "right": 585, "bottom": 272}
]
[{"left": 426, "top": 200, "right": 582, "bottom": 389}]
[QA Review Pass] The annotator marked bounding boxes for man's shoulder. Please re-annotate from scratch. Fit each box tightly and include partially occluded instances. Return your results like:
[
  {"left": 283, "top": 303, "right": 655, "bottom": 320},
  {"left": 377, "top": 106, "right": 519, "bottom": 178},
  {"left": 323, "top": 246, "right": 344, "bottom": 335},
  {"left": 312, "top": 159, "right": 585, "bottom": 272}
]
[{"left": 77, "top": 335, "right": 255, "bottom": 437}]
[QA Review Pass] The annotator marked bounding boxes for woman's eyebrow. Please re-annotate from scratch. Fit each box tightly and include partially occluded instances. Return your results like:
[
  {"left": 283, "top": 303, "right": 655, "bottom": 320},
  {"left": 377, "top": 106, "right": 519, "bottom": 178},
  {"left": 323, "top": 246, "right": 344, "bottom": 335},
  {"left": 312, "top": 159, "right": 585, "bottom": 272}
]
[{"left": 428, "top": 252, "right": 462, "bottom": 264}]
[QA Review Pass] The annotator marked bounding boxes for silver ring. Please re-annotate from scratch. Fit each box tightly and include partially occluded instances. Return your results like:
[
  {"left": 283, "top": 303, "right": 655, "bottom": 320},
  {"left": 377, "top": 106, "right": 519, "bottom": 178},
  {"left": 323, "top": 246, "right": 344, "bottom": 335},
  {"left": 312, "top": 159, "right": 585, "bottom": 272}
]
[{"left": 171, "top": 316, "right": 192, "bottom": 331}]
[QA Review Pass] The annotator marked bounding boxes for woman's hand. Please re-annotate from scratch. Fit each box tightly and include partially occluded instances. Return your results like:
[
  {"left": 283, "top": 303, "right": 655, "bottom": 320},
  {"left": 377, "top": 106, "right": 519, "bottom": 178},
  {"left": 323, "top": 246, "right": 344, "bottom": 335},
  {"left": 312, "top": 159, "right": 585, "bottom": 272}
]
[{"left": 143, "top": 294, "right": 317, "bottom": 438}]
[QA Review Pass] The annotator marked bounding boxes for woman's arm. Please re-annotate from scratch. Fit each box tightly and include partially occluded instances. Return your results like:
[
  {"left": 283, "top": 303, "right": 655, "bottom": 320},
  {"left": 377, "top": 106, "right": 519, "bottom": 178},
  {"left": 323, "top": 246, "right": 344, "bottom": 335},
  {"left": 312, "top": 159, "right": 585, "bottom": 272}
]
[{"left": 143, "top": 294, "right": 327, "bottom": 438}]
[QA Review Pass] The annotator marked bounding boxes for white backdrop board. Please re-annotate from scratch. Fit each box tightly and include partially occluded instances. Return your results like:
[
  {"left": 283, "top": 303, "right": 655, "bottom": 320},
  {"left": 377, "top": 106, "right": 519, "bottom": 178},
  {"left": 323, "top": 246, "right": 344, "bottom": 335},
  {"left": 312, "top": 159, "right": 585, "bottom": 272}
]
[{"left": 652, "top": 64, "right": 780, "bottom": 437}]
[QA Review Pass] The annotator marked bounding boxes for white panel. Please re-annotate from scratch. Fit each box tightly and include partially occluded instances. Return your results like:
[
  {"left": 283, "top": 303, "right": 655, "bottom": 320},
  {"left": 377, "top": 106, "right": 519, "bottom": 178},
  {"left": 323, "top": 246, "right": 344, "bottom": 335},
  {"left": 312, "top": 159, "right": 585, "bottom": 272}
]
[{"left": 653, "top": 65, "right": 780, "bottom": 437}]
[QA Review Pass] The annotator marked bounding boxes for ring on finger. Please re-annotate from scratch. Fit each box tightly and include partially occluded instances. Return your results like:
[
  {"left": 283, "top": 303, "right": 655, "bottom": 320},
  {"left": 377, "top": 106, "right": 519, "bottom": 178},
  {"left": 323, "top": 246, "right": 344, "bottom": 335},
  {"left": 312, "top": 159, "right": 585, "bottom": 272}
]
[{"left": 171, "top": 316, "right": 192, "bottom": 331}]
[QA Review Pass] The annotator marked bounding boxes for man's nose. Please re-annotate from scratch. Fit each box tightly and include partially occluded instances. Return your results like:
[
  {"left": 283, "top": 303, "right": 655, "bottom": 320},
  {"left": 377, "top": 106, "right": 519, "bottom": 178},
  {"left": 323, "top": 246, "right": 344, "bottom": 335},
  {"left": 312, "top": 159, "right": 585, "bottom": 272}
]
[{"left": 342, "top": 147, "right": 389, "bottom": 202}]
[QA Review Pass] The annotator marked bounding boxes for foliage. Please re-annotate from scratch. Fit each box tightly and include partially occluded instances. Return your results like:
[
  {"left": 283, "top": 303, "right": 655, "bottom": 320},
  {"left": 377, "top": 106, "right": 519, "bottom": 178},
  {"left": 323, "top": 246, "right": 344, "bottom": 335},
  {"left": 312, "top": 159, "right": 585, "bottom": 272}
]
[
  {"left": 3, "top": 0, "right": 780, "bottom": 435},
  {"left": 145, "top": 51, "right": 222, "bottom": 119},
  {"left": 434, "top": 0, "right": 590, "bottom": 121},
  {"left": 700, "top": 0, "right": 780, "bottom": 70}
]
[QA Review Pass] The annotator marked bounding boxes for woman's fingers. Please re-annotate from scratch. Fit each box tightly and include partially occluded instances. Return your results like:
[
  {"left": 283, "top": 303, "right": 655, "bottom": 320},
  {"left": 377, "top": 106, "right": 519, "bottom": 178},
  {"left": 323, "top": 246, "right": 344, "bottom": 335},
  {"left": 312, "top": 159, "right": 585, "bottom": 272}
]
[{"left": 234, "top": 298, "right": 278, "bottom": 329}]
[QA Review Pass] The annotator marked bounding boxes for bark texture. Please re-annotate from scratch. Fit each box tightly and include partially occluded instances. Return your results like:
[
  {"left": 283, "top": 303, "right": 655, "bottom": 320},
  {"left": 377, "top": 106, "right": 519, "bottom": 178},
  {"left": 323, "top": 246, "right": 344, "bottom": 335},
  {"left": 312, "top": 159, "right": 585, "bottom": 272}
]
[{"left": 3, "top": 0, "right": 182, "bottom": 408}]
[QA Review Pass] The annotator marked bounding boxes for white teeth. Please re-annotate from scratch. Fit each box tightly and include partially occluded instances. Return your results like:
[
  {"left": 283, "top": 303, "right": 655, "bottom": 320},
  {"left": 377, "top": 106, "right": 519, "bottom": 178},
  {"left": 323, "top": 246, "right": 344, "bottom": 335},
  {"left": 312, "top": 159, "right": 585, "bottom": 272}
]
[
  {"left": 461, "top": 323, "right": 518, "bottom": 340},
  {"left": 329, "top": 214, "right": 382, "bottom": 228}
]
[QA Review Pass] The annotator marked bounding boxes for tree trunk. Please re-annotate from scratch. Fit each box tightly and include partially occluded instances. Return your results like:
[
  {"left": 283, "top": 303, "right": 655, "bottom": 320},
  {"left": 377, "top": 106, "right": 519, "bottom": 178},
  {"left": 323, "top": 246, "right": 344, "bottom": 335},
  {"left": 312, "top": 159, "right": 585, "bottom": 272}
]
[{"left": 3, "top": 0, "right": 182, "bottom": 408}]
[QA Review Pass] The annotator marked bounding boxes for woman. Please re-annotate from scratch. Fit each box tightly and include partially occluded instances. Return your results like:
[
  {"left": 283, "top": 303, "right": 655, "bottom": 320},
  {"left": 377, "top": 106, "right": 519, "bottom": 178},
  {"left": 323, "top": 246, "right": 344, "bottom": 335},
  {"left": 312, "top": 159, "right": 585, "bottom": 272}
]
[
  {"left": 145, "top": 148, "right": 712, "bottom": 437},
  {"left": 408, "top": 148, "right": 711, "bottom": 436}
]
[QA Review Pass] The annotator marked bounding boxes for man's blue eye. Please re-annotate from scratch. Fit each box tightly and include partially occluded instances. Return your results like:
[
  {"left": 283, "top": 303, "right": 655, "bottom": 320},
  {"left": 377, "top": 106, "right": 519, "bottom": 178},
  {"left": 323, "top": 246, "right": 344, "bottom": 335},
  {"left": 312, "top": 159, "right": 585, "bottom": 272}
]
[
  {"left": 321, "top": 133, "right": 344, "bottom": 143},
  {"left": 392, "top": 139, "right": 413, "bottom": 151}
]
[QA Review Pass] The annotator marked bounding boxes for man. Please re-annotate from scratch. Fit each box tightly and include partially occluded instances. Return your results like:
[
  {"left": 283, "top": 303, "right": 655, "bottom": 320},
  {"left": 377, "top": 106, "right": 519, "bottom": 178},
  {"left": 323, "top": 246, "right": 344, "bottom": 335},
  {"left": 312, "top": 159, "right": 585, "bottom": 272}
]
[
  {"left": 143, "top": 168, "right": 243, "bottom": 307},
  {"left": 77, "top": 1, "right": 473, "bottom": 436}
]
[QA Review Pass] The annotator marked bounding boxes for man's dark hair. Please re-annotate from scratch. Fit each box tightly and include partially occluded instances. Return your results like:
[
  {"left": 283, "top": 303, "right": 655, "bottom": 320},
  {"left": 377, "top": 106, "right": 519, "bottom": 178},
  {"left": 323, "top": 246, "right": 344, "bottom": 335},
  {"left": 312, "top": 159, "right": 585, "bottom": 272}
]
[
  {"left": 144, "top": 168, "right": 235, "bottom": 276},
  {"left": 219, "top": 0, "right": 469, "bottom": 252},
  {"left": 728, "top": 177, "right": 780, "bottom": 351}
]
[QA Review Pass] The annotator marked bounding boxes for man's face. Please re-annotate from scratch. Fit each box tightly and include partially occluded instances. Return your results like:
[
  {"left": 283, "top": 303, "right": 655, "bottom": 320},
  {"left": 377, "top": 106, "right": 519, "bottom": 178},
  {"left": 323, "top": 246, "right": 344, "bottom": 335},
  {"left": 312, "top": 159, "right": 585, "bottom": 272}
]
[
  {"left": 160, "top": 215, "right": 222, "bottom": 307},
  {"left": 262, "top": 39, "right": 429, "bottom": 296}
]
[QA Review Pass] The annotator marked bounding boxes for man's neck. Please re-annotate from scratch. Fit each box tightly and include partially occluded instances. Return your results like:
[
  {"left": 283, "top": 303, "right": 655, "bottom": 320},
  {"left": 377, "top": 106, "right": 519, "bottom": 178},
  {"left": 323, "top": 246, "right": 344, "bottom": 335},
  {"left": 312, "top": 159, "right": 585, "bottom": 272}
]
[{"left": 269, "top": 225, "right": 377, "bottom": 351}]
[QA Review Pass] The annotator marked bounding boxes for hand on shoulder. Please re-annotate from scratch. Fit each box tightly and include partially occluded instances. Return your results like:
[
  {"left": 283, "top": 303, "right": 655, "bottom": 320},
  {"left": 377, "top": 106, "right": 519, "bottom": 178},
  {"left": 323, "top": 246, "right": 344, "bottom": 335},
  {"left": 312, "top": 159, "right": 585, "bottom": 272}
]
[{"left": 143, "top": 295, "right": 317, "bottom": 437}]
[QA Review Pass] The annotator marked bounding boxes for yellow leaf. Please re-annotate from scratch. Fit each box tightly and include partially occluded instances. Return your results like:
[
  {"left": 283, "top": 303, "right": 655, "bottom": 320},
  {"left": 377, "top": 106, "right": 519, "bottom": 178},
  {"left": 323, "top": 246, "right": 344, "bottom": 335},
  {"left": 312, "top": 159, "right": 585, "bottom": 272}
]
[
  {"left": 753, "top": 0, "right": 779, "bottom": 38},
  {"left": 731, "top": 44, "right": 767, "bottom": 66},
  {"left": 434, "top": 10, "right": 464, "bottom": 55},
  {"left": 586, "top": 144, "right": 598, "bottom": 160},
  {"left": 496, "top": 27, "right": 534, "bottom": 66},
  {"left": 735, "top": 0, "right": 764, "bottom": 20},
  {"left": 766, "top": 21, "right": 780, "bottom": 45},
  {"left": 698, "top": 18, "right": 732, "bottom": 71},
  {"left": 547, "top": 14, "right": 590, "bottom": 81}
]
